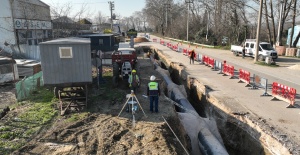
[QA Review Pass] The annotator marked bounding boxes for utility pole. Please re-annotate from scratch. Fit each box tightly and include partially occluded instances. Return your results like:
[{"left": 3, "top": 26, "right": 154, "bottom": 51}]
[
  {"left": 108, "top": 1, "right": 115, "bottom": 30},
  {"left": 164, "top": 3, "right": 170, "bottom": 28},
  {"left": 254, "top": 0, "right": 263, "bottom": 62},
  {"left": 276, "top": 0, "right": 284, "bottom": 46},
  {"left": 206, "top": 9, "right": 209, "bottom": 41},
  {"left": 185, "top": 0, "right": 193, "bottom": 42}
]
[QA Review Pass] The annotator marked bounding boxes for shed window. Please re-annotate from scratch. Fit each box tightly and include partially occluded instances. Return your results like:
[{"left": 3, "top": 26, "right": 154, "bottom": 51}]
[
  {"left": 59, "top": 47, "right": 73, "bottom": 58},
  {"left": 99, "top": 39, "right": 103, "bottom": 45}
]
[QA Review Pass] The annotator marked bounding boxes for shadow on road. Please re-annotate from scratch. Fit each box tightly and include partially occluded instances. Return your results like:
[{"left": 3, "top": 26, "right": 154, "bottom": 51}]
[{"left": 276, "top": 57, "right": 300, "bottom": 63}]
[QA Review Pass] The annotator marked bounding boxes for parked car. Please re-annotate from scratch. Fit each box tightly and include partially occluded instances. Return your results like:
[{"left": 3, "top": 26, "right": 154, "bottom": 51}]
[{"left": 231, "top": 39, "right": 278, "bottom": 60}]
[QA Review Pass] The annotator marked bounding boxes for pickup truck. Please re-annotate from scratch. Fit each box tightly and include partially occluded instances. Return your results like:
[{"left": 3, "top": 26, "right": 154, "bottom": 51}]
[{"left": 231, "top": 39, "right": 278, "bottom": 60}]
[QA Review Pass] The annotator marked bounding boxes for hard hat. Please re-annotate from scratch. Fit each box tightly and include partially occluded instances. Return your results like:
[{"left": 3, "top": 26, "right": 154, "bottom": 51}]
[
  {"left": 132, "top": 69, "right": 136, "bottom": 73},
  {"left": 150, "top": 75, "right": 156, "bottom": 81}
]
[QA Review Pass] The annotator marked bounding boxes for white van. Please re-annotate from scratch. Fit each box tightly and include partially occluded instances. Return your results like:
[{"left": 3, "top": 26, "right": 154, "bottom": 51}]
[{"left": 231, "top": 39, "right": 278, "bottom": 60}]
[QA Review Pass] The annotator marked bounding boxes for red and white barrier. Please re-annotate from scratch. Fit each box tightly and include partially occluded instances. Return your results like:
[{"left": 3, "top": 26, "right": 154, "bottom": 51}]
[
  {"left": 202, "top": 55, "right": 208, "bottom": 65},
  {"left": 152, "top": 38, "right": 157, "bottom": 42},
  {"left": 272, "top": 82, "right": 296, "bottom": 108},
  {"left": 183, "top": 48, "right": 188, "bottom": 55},
  {"left": 222, "top": 63, "right": 234, "bottom": 78},
  {"left": 239, "top": 69, "right": 251, "bottom": 87},
  {"left": 160, "top": 39, "right": 164, "bottom": 45},
  {"left": 172, "top": 44, "right": 178, "bottom": 51},
  {"left": 208, "top": 57, "right": 215, "bottom": 69}
]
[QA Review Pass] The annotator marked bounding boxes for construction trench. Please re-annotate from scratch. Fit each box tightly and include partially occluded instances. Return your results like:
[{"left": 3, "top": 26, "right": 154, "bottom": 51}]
[{"left": 141, "top": 45, "right": 290, "bottom": 155}]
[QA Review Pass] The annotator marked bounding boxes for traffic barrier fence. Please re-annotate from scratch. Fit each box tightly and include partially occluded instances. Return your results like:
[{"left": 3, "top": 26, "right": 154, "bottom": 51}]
[
  {"left": 207, "top": 57, "right": 215, "bottom": 69},
  {"left": 238, "top": 69, "right": 251, "bottom": 87},
  {"left": 196, "top": 53, "right": 201, "bottom": 62},
  {"left": 178, "top": 47, "right": 183, "bottom": 53},
  {"left": 160, "top": 39, "right": 164, "bottom": 45},
  {"left": 183, "top": 48, "right": 188, "bottom": 56},
  {"left": 202, "top": 55, "right": 208, "bottom": 65},
  {"left": 196, "top": 53, "right": 202, "bottom": 63},
  {"left": 249, "top": 74, "right": 270, "bottom": 96},
  {"left": 215, "top": 61, "right": 223, "bottom": 73},
  {"left": 271, "top": 82, "right": 296, "bottom": 108},
  {"left": 172, "top": 44, "right": 178, "bottom": 52},
  {"left": 222, "top": 63, "right": 234, "bottom": 78}
]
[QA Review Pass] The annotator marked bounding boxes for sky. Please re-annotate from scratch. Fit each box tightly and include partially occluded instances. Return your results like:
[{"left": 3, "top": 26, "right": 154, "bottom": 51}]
[{"left": 41, "top": 0, "right": 146, "bottom": 18}]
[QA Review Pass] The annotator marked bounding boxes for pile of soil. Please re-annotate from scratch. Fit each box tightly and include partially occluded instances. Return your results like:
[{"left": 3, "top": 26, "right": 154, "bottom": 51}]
[
  {"left": 287, "top": 64, "right": 300, "bottom": 70},
  {"left": 8, "top": 48, "right": 188, "bottom": 154},
  {"left": 134, "top": 37, "right": 150, "bottom": 43}
]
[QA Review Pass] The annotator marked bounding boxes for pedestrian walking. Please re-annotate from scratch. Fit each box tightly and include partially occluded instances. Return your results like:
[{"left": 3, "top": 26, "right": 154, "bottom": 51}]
[
  {"left": 128, "top": 69, "right": 140, "bottom": 93},
  {"left": 242, "top": 45, "right": 245, "bottom": 59},
  {"left": 190, "top": 49, "right": 195, "bottom": 64},
  {"left": 147, "top": 75, "right": 160, "bottom": 113}
]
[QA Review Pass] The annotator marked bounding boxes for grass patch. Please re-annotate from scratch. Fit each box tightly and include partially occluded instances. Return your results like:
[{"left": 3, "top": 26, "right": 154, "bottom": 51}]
[
  {"left": 88, "top": 68, "right": 126, "bottom": 112},
  {"left": 255, "top": 61, "right": 279, "bottom": 67},
  {"left": 102, "top": 75, "right": 125, "bottom": 101},
  {"left": 66, "top": 112, "right": 90, "bottom": 122},
  {"left": 0, "top": 87, "right": 58, "bottom": 154}
]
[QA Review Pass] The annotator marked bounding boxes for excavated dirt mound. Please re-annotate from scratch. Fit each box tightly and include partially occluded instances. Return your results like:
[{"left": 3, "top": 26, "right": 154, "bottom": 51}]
[
  {"left": 9, "top": 49, "right": 189, "bottom": 155},
  {"left": 134, "top": 37, "right": 150, "bottom": 43},
  {"left": 288, "top": 64, "right": 300, "bottom": 70}
]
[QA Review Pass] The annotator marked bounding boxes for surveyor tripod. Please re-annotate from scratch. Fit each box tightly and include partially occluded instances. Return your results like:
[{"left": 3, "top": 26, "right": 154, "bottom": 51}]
[{"left": 118, "top": 90, "right": 147, "bottom": 117}]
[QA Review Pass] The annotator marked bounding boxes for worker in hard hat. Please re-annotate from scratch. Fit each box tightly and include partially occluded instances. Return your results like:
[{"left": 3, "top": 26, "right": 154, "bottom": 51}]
[
  {"left": 147, "top": 75, "right": 160, "bottom": 113},
  {"left": 128, "top": 69, "right": 140, "bottom": 93}
]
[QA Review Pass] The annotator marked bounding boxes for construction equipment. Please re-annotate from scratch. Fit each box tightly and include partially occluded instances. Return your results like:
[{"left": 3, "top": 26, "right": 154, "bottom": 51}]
[
  {"left": 111, "top": 47, "right": 137, "bottom": 87},
  {"left": 118, "top": 90, "right": 147, "bottom": 128}
]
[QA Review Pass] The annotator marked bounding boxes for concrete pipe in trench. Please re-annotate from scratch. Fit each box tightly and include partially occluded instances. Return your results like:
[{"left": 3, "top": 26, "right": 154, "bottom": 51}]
[{"left": 150, "top": 55, "right": 228, "bottom": 155}]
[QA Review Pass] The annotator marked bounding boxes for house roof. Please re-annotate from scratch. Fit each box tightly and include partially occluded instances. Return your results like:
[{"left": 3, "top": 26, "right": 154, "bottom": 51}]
[
  {"left": 80, "top": 33, "right": 114, "bottom": 37},
  {"left": 78, "top": 19, "right": 92, "bottom": 25},
  {"left": 0, "top": 56, "right": 15, "bottom": 65},
  {"left": 39, "top": 37, "right": 90, "bottom": 45},
  {"left": 52, "top": 16, "right": 74, "bottom": 23}
]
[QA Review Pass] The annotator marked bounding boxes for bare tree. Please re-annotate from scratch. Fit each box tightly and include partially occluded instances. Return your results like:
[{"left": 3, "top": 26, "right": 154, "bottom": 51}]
[
  {"left": 49, "top": 2, "right": 92, "bottom": 38},
  {"left": 142, "top": 0, "right": 299, "bottom": 46},
  {"left": 143, "top": 0, "right": 166, "bottom": 35}
]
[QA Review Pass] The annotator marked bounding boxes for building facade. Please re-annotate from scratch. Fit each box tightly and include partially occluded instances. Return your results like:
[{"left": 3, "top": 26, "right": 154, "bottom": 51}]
[{"left": 0, "top": 0, "right": 52, "bottom": 60}]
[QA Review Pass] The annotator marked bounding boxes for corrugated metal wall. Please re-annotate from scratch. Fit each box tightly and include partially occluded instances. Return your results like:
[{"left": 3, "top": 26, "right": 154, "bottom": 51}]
[
  {"left": 40, "top": 43, "right": 92, "bottom": 85},
  {"left": 10, "top": 44, "right": 41, "bottom": 60}
]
